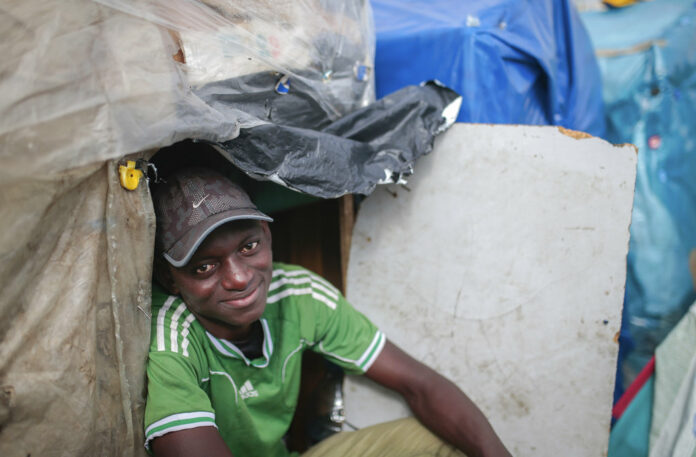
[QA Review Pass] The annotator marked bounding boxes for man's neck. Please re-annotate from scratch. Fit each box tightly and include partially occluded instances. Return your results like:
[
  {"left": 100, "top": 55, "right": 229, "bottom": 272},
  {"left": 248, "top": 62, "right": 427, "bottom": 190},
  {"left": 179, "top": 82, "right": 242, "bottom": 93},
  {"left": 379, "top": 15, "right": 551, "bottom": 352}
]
[{"left": 230, "top": 320, "right": 264, "bottom": 360}]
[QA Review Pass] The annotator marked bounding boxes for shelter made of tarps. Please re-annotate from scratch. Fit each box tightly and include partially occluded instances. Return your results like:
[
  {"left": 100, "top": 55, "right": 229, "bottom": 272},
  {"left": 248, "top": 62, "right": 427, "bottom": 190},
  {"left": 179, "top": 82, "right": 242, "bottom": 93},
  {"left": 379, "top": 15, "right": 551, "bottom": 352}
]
[
  {"left": 0, "top": 1, "right": 458, "bottom": 456},
  {"left": 371, "top": 0, "right": 606, "bottom": 137},
  {"left": 581, "top": 0, "right": 696, "bottom": 396}
]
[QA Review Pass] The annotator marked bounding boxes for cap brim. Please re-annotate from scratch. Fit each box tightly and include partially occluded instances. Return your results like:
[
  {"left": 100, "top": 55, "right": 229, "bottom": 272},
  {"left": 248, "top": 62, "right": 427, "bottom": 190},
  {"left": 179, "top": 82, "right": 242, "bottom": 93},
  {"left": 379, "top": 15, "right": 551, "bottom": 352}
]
[{"left": 163, "top": 209, "right": 273, "bottom": 267}]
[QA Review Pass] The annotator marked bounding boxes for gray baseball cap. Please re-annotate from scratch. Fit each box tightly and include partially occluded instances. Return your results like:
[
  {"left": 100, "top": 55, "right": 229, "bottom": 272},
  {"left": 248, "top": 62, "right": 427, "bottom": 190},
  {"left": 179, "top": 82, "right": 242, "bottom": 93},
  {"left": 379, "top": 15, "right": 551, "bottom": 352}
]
[{"left": 152, "top": 167, "right": 273, "bottom": 267}]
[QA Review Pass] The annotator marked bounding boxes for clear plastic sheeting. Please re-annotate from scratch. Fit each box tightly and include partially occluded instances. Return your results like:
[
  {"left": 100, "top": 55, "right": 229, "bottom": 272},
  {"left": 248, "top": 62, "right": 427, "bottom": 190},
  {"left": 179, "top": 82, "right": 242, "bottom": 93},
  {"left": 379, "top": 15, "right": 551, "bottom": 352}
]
[
  {"left": 2, "top": 0, "right": 226, "bottom": 181},
  {"left": 1, "top": 0, "right": 375, "bottom": 182},
  {"left": 97, "top": 0, "right": 376, "bottom": 126},
  {"left": 371, "top": 0, "right": 606, "bottom": 137},
  {"left": 581, "top": 0, "right": 696, "bottom": 394}
]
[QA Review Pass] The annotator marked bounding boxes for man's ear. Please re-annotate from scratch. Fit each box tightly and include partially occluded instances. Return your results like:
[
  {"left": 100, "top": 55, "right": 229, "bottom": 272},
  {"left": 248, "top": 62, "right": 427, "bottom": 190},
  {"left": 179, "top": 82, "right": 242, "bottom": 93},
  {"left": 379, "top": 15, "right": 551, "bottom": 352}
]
[{"left": 153, "top": 255, "right": 179, "bottom": 295}]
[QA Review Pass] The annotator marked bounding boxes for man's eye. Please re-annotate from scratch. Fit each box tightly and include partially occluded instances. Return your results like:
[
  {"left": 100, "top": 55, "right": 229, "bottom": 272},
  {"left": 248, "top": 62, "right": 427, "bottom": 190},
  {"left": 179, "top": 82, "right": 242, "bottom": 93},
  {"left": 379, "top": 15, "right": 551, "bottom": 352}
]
[
  {"left": 240, "top": 241, "right": 259, "bottom": 253},
  {"left": 194, "top": 264, "right": 215, "bottom": 274}
]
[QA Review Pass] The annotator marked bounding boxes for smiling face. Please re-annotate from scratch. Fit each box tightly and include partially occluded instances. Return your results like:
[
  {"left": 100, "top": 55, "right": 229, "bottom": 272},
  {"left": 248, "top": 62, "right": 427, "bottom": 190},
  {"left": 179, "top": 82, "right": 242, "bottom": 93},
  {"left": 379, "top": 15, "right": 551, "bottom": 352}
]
[{"left": 164, "top": 220, "right": 273, "bottom": 341}]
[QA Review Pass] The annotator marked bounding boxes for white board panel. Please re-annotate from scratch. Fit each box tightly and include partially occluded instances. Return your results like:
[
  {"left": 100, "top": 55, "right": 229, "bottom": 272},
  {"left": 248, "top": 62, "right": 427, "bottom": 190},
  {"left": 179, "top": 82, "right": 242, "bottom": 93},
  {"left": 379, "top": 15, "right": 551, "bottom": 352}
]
[{"left": 344, "top": 124, "right": 637, "bottom": 457}]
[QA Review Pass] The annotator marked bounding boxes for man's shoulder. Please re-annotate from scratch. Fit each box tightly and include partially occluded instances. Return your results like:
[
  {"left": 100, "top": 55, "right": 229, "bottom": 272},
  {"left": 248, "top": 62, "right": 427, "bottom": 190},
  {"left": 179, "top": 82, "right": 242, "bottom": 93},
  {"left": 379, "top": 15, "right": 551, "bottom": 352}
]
[
  {"left": 268, "top": 262, "right": 342, "bottom": 311},
  {"left": 150, "top": 284, "right": 190, "bottom": 322},
  {"left": 149, "top": 283, "right": 202, "bottom": 357},
  {"left": 270, "top": 261, "right": 316, "bottom": 276}
]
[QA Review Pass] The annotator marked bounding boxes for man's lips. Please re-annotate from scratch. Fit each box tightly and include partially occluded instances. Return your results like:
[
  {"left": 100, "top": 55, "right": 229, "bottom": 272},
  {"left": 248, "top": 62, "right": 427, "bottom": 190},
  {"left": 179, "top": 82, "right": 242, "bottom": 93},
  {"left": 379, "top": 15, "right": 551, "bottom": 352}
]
[{"left": 219, "top": 285, "right": 261, "bottom": 309}]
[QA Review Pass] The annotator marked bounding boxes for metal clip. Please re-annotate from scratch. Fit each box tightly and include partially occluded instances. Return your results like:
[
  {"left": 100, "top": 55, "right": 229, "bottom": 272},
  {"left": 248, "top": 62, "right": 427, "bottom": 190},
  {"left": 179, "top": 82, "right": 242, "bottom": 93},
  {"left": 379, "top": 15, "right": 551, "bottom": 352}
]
[
  {"left": 353, "top": 63, "right": 370, "bottom": 82},
  {"left": 275, "top": 75, "right": 290, "bottom": 95}
]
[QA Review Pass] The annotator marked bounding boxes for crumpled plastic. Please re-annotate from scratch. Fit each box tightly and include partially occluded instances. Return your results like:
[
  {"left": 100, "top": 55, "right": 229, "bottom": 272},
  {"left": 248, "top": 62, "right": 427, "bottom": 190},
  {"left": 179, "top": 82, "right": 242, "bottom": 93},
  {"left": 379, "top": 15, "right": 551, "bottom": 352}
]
[{"left": 210, "top": 81, "right": 461, "bottom": 197}]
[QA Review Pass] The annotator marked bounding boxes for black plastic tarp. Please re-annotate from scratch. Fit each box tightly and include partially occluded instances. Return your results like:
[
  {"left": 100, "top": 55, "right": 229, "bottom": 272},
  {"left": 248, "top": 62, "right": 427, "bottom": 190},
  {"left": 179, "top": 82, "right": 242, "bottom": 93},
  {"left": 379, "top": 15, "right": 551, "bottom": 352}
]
[{"left": 207, "top": 81, "right": 461, "bottom": 198}]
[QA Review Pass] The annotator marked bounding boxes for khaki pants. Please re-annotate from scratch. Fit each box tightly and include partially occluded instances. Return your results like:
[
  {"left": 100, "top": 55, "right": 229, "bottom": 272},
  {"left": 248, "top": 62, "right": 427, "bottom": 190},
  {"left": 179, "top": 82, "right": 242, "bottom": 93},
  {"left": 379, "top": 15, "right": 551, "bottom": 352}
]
[{"left": 300, "top": 418, "right": 466, "bottom": 457}]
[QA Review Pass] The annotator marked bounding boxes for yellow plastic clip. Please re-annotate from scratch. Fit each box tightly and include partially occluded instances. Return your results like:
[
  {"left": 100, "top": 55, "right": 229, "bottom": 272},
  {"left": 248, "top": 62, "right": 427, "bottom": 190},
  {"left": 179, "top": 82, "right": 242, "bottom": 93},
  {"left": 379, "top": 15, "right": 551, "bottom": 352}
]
[
  {"left": 604, "top": 0, "right": 639, "bottom": 7},
  {"left": 119, "top": 160, "right": 143, "bottom": 191}
]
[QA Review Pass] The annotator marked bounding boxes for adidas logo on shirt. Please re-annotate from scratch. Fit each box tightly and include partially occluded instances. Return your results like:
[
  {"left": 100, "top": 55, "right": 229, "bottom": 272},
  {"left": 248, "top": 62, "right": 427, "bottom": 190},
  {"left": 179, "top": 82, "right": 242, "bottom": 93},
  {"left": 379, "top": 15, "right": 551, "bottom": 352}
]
[{"left": 239, "top": 380, "right": 259, "bottom": 400}]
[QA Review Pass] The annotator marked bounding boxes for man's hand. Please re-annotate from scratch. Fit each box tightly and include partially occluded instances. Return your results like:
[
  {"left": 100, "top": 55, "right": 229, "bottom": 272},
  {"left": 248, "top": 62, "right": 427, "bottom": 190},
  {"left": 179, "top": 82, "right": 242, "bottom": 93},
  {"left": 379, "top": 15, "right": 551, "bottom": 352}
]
[
  {"left": 151, "top": 426, "right": 233, "bottom": 457},
  {"left": 365, "top": 340, "right": 512, "bottom": 457}
]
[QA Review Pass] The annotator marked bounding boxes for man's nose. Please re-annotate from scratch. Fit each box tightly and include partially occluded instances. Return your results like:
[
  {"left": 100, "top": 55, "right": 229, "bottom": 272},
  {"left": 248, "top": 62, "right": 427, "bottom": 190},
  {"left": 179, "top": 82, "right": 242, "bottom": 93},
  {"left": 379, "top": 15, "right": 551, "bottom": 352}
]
[{"left": 220, "top": 257, "right": 252, "bottom": 290}]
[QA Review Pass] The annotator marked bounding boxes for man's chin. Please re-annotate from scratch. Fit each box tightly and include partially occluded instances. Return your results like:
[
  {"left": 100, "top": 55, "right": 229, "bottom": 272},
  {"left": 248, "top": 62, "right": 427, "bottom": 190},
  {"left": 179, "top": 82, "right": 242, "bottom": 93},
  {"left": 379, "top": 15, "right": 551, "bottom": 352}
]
[
  {"left": 226, "top": 300, "right": 267, "bottom": 329},
  {"left": 195, "top": 305, "right": 265, "bottom": 340}
]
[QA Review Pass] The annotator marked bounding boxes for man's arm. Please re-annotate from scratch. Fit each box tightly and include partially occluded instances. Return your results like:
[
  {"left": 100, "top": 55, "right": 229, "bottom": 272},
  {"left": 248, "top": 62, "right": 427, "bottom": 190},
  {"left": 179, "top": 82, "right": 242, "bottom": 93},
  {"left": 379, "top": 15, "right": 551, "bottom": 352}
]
[
  {"left": 365, "top": 340, "right": 512, "bottom": 457},
  {"left": 151, "top": 426, "right": 233, "bottom": 457}
]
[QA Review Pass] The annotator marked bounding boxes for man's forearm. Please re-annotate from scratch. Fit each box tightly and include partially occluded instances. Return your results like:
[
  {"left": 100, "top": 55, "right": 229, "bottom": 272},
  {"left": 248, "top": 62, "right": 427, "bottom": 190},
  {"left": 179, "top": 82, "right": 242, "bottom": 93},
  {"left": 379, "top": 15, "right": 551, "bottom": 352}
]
[
  {"left": 151, "top": 426, "right": 234, "bottom": 457},
  {"left": 365, "top": 341, "right": 511, "bottom": 457},
  {"left": 404, "top": 372, "right": 512, "bottom": 457}
]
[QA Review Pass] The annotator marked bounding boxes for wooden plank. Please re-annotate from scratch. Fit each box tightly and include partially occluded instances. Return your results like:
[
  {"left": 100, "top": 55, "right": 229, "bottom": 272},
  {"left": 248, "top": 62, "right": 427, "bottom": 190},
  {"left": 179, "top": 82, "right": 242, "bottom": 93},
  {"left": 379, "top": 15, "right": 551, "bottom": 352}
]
[{"left": 338, "top": 194, "right": 355, "bottom": 292}]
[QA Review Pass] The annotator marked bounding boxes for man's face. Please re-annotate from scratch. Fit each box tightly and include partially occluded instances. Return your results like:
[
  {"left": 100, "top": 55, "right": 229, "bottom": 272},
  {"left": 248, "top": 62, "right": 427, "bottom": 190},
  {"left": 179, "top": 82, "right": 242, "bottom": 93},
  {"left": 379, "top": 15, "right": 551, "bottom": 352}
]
[{"left": 166, "top": 220, "right": 273, "bottom": 341}]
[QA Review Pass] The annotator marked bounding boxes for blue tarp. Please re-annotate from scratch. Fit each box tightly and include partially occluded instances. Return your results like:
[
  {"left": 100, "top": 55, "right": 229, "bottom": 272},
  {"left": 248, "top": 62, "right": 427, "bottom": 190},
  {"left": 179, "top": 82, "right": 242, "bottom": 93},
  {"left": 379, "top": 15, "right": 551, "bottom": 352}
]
[
  {"left": 581, "top": 0, "right": 696, "bottom": 398},
  {"left": 372, "top": 0, "right": 606, "bottom": 137}
]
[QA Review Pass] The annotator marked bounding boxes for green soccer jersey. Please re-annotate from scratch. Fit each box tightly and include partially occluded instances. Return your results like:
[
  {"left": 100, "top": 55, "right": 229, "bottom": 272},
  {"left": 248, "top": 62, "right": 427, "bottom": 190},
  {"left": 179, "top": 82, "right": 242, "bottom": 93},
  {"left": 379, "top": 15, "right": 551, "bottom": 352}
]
[{"left": 144, "top": 263, "right": 386, "bottom": 456}]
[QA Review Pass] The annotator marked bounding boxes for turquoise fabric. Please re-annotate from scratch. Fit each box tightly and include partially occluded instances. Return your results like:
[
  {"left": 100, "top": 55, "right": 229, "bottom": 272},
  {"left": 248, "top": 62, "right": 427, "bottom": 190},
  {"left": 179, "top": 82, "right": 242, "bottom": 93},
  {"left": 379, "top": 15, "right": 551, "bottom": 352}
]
[{"left": 609, "top": 377, "right": 654, "bottom": 457}]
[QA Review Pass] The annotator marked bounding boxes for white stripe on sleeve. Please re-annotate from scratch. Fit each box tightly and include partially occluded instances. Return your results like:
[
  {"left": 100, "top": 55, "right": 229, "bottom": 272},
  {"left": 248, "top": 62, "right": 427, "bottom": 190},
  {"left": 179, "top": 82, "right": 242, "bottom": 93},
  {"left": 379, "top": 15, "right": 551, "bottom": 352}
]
[
  {"left": 156, "top": 296, "right": 177, "bottom": 351},
  {"left": 181, "top": 313, "right": 196, "bottom": 357},
  {"left": 170, "top": 303, "right": 187, "bottom": 353}
]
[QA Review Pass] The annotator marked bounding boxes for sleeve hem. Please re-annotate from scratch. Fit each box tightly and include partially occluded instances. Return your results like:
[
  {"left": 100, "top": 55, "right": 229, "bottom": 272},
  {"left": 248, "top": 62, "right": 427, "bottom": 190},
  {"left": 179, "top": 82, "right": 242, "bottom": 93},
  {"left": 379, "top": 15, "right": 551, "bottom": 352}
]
[
  {"left": 144, "top": 411, "right": 217, "bottom": 450},
  {"left": 316, "top": 330, "right": 387, "bottom": 374},
  {"left": 358, "top": 331, "right": 386, "bottom": 372}
]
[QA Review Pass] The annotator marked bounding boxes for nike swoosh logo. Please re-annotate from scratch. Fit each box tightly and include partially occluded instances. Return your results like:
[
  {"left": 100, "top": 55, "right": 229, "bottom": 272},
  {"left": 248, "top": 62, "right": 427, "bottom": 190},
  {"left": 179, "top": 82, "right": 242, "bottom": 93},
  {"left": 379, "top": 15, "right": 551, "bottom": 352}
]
[{"left": 192, "top": 194, "right": 209, "bottom": 209}]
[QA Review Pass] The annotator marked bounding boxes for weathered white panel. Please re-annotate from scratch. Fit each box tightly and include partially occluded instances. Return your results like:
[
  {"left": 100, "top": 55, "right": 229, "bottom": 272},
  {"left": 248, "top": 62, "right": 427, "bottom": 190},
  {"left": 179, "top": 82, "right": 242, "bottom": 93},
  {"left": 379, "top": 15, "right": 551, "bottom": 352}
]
[{"left": 345, "top": 124, "right": 637, "bottom": 457}]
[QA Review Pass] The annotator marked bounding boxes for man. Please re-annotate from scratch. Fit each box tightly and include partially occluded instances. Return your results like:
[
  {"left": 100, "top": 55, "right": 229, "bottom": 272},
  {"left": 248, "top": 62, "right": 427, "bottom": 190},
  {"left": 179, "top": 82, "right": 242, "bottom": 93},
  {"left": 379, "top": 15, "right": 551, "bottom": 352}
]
[{"left": 146, "top": 167, "right": 511, "bottom": 457}]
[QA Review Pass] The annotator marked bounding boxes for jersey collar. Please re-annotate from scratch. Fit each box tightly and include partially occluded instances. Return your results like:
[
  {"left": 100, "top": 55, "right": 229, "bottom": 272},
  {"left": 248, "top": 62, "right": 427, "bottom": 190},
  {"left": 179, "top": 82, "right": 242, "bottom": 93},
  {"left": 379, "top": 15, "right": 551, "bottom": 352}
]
[{"left": 205, "top": 319, "right": 274, "bottom": 367}]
